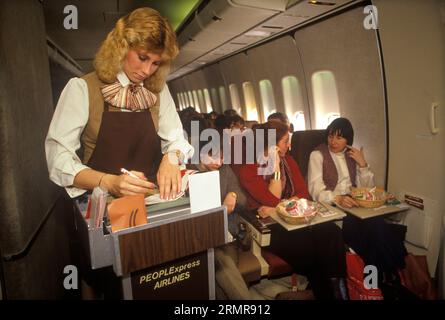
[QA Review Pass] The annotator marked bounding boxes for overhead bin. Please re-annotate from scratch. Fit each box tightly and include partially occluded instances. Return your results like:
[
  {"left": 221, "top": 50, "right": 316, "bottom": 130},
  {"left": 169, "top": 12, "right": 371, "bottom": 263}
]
[
  {"left": 173, "top": 0, "right": 282, "bottom": 71},
  {"left": 171, "top": 0, "right": 357, "bottom": 79}
]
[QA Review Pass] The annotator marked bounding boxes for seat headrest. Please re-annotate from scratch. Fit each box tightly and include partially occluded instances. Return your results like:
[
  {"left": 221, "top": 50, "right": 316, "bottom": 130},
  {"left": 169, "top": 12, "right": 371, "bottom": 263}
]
[{"left": 290, "top": 130, "right": 326, "bottom": 180}]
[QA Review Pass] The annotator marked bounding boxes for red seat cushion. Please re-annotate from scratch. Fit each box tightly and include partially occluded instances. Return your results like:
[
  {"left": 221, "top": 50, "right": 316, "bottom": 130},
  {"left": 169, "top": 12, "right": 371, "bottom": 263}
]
[{"left": 261, "top": 249, "right": 293, "bottom": 278}]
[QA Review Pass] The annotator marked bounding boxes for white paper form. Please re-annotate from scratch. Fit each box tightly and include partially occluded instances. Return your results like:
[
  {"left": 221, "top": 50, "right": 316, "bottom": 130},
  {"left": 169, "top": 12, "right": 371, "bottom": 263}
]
[{"left": 188, "top": 171, "right": 221, "bottom": 214}]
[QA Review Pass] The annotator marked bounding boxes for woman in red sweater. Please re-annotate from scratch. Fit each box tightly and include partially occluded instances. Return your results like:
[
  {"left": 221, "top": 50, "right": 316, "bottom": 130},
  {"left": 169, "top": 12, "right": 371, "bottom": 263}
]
[{"left": 238, "top": 120, "right": 348, "bottom": 300}]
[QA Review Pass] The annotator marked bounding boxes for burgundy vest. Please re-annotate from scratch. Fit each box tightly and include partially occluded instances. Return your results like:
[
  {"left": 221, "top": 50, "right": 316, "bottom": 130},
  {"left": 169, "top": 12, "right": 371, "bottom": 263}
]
[{"left": 315, "top": 144, "right": 357, "bottom": 191}]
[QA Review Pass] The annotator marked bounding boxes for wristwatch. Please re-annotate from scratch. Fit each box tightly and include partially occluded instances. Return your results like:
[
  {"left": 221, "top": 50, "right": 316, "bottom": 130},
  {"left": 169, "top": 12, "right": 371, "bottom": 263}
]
[{"left": 168, "top": 149, "right": 185, "bottom": 165}]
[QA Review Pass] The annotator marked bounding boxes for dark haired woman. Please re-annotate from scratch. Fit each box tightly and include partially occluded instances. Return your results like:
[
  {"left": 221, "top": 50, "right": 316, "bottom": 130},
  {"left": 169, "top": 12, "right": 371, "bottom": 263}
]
[
  {"left": 238, "top": 121, "right": 348, "bottom": 300},
  {"left": 308, "top": 117, "right": 408, "bottom": 298},
  {"left": 308, "top": 117, "right": 374, "bottom": 208}
]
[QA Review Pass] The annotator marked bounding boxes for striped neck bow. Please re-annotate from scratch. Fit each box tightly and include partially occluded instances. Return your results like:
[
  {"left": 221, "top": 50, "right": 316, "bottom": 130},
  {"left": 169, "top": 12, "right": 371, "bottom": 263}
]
[{"left": 100, "top": 82, "right": 157, "bottom": 111}]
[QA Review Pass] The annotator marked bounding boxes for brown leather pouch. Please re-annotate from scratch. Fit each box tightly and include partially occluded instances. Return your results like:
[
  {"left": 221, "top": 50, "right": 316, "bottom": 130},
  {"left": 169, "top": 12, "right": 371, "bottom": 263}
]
[{"left": 107, "top": 194, "right": 147, "bottom": 232}]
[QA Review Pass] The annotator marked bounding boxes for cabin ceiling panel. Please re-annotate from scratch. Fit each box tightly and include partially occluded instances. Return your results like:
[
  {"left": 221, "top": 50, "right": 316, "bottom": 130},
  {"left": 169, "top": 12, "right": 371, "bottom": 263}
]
[
  {"left": 173, "top": 0, "right": 281, "bottom": 73},
  {"left": 230, "top": 0, "right": 292, "bottom": 11},
  {"left": 264, "top": 14, "right": 308, "bottom": 30},
  {"left": 171, "top": 48, "right": 208, "bottom": 72},
  {"left": 170, "top": 0, "right": 359, "bottom": 80},
  {"left": 43, "top": 0, "right": 201, "bottom": 73},
  {"left": 285, "top": 0, "right": 352, "bottom": 16},
  {"left": 229, "top": 34, "right": 263, "bottom": 47}
]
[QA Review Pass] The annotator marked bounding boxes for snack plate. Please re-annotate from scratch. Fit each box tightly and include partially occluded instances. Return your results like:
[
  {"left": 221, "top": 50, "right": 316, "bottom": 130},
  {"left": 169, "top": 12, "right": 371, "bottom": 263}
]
[{"left": 276, "top": 199, "right": 318, "bottom": 225}]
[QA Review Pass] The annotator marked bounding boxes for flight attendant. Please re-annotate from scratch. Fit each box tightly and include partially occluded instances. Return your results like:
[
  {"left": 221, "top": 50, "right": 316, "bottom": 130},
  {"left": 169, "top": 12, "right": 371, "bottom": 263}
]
[
  {"left": 45, "top": 7, "right": 194, "bottom": 299},
  {"left": 45, "top": 7, "right": 193, "bottom": 200}
]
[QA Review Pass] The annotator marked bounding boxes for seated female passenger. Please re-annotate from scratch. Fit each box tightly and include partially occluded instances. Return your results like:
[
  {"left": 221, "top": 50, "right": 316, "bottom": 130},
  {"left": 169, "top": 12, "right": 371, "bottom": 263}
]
[
  {"left": 188, "top": 133, "right": 248, "bottom": 239},
  {"left": 307, "top": 117, "right": 407, "bottom": 290},
  {"left": 238, "top": 121, "right": 348, "bottom": 300},
  {"left": 187, "top": 125, "right": 251, "bottom": 299},
  {"left": 307, "top": 117, "right": 374, "bottom": 207}
]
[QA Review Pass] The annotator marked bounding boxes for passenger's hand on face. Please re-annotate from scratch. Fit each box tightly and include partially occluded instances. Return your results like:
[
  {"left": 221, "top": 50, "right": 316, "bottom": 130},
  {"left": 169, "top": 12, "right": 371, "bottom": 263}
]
[
  {"left": 346, "top": 145, "right": 367, "bottom": 168},
  {"left": 157, "top": 153, "right": 182, "bottom": 200},
  {"left": 257, "top": 206, "right": 275, "bottom": 218},
  {"left": 335, "top": 195, "right": 359, "bottom": 208},
  {"left": 223, "top": 192, "right": 237, "bottom": 214},
  {"left": 103, "top": 170, "right": 157, "bottom": 197}
]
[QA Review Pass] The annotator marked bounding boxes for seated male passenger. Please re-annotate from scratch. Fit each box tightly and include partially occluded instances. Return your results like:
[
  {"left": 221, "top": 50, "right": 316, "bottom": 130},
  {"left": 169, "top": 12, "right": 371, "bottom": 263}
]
[
  {"left": 238, "top": 121, "right": 348, "bottom": 300},
  {"left": 307, "top": 117, "right": 407, "bottom": 296}
]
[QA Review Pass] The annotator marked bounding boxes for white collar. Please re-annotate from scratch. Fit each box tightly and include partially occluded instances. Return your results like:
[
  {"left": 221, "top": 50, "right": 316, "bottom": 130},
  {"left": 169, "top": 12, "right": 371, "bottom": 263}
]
[
  {"left": 117, "top": 71, "right": 144, "bottom": 87},
  {"left": 329, "top": 147, "right": 346, "bottom": 157}
]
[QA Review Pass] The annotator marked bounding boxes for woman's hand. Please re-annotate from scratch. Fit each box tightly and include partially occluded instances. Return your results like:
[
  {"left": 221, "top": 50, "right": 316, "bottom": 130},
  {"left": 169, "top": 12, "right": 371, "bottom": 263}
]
[
  {"left": 157, "top": 153, "right": 182, "bottom": 200},
  {"left": 223, "top": 192, "right": 237, "bottom": 214},
  {"left": 102, "top": 170, "right": 156, "bottom": 197},
  {"left": 335, "top": 195, "right": 359, "bottom": 208},
  {"left": 257, "top": 206, "right": 276, "bottom": 218},
  {"left": 271, "top": 146, "right": 281, "bottom": 172},
  {"left": 346, "top": 145, "right": 367, "bottom": 168}
]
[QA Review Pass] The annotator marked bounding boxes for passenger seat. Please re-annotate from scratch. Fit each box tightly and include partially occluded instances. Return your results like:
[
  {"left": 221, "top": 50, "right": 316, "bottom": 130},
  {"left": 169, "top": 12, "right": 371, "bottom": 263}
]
[{"left": 289, "top": 129, "right": 326, "bottom": 182}]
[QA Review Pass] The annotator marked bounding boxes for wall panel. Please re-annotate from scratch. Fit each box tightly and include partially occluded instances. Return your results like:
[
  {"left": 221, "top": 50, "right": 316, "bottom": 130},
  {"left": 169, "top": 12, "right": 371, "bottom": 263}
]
[{"left": 293, "top": 6, "right": 386, "bottom": 187}]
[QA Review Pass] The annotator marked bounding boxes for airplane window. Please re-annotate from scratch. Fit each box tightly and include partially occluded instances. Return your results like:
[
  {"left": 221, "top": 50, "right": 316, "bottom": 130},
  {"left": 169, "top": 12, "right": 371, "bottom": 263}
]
[
  {"left": 178, "top": 92, "right": 185, "bottom": 110},
  {"left": 259, "top": 79, "right": 276, "bottom": 120},
  {"left": 326, "top": 112, "right": 340, "bottom": 126},
  {"left": 292, "top": 111, "right": 306, "bottom": 131},
  {"left": 282, "top": 76, "right": 305, "bottom": 130},
  {"left": 177, "top": 93, "right": 183, "bottom": 110},
  {"left": 229, "top": 84, "right": 242, "bottom": 115},
  {"left": 192, "top": 90, "right": 201, "bottom": 112},
  {"left": 187, "top": 91, "right": 194, "bottom": 108},
  {"left": 197, "top": 90, "right": 206, "bottom": 112},
  {"left": 210, "top": 88, "right": 220, "bottom": 112},
  {"left": 182, "top": 92, "right": 188, "bottom": 110},
  {"left": 311, "top": 71, "right": 340, "bottom": 129},
  {"left": 242, "top": 82, "right": 258, "bottom": 121},
  {"left": 203, "top": 89, "right": 213, "bottom": 112},
  {"left": 185, "top": 92, "right": 192, "bottom": 108},
  {"left": 219, "top": 86, "right": 228, "bottom": 111}
]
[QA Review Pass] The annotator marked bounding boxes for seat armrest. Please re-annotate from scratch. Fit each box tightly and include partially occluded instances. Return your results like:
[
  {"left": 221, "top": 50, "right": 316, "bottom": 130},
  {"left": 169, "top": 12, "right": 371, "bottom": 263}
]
[
  {"left": 238, "top": 210, "right": 295, "bottom": 278},
  {"left": 239, "top": 210, "right": 275, "bottom": 233},
  {"left": 239, "top": 210, "right": 272, "bottom": 247}
]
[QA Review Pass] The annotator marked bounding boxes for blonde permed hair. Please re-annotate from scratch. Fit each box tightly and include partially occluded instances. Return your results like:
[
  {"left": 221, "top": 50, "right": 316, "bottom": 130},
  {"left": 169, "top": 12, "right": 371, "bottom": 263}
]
[{"left": 94, "top": 7, "right": 178, "bottom": 93}]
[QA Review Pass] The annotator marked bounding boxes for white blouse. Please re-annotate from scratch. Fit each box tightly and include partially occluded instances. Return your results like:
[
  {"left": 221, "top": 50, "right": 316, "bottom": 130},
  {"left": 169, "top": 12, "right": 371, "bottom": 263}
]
[
  {"left": 307, "top": 149, "right": 375, "bottom": 204},
  {"left": 45, "top": 71, "right": 193, "bottom": 198}
]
